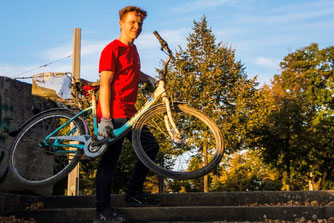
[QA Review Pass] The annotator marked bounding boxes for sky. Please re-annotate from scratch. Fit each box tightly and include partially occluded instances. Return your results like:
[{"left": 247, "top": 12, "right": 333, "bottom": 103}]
[{"left": 0, "top": 0, "right": 333, "bottom": 86}]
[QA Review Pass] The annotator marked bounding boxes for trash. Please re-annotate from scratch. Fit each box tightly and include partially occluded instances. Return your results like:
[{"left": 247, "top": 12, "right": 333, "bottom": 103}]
[{"left": 32, "top": 72, "right": 72, "bottom": 100}]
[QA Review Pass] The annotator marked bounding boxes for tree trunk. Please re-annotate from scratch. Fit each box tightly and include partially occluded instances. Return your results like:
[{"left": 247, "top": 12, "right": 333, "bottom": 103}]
[
  {"left": 283, "top": 170, "right": 291, "bottom": 191},
  {"left": 309, "top": 172, "right": 323, "bottom": 191},
  {"left": 309, "top": 179, "right": 322, "bottom": 191},
  {"left": 203, "top": 143, "right": 208, "bottom": 192}
]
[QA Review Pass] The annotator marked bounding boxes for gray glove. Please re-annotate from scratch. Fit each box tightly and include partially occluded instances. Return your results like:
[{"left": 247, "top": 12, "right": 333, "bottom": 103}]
[
  {"left": 98, "top": 118, "right": 115, "bottom": 138},
  {"left": 147, "top": 76, "right": 157, "bottom": 87}
]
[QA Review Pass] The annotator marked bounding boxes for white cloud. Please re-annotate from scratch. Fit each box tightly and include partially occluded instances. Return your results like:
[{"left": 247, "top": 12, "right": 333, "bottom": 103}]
[
  {"left": 240, "top": 8, "right": 334, "bottom": 25},
  {"left": 234, "top": 1, "right": 334, "bottom": 26},
  {"left": 254, "top": 57, "right": 279, "bottom": 69},
  {"left": 0, "top": 61, "right": 74, "bottom": 80},
  {"left": 81, "top": 41, "right": 108, "bottom": 57},
  {"left": 0, "top": 63, "right": 33, "bottom": 78},
  {"left": 136, "top": 28, "right": 192, "bottom": 78},
  {"left": 44, "top": 42, "right": 72, "bottom": 61},
  {"left": 44, "top": 29, "right": 189, "bottom": 64},
  {"left": 36, "top": 39, "right": 111, "bottom": 81},
  {"left": 0, "top": 39, "right": 104, "bottom": 80},
  {"left": 136, "top": 28, "right": 190, "bottom": 51},
  {"left": 44, "top": 40, "right": 108, "bottom": 60},
  {"left": 172, "top": 0, "right": 238, "bottom": 13},
  {"left": 269, "top": 0, "right": 334, "bottom": 16}
]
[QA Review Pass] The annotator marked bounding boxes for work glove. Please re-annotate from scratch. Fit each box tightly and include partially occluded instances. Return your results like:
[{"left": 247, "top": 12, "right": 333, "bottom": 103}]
[
  {"left": 147, "top": 76, "right": 157, "bottom": 87},
  {"left": 144, "top": 76, "right": 157, "bottom": 93},
  {"left": 98, "top": 118, "right": 115, "bottom": 138}
]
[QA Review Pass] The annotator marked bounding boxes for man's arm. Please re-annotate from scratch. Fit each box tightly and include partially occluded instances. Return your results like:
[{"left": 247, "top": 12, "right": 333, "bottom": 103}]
[{"left": 100, "top": 70, "right": 114, "bottom": 119}]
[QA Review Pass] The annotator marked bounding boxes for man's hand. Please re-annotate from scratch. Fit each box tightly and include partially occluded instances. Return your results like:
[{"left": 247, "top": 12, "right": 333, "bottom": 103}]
[
  {"left": 98, "top": 118, "right": 115, "bottom": 138},
  {"left": 140, "top": 72, "right": 157, "bottom": 86},
  {"left": 147, "top": 76, "right": 157, "bottom": 87}
]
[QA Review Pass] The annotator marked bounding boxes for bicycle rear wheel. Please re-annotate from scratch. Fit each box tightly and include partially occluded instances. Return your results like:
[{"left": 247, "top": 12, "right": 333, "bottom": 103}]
[
  {"left": 9, "top": 110, "right": 86, "bottom": 186},
  {"left": 132, "top": 103, "right": 224, "bottom": 180}
]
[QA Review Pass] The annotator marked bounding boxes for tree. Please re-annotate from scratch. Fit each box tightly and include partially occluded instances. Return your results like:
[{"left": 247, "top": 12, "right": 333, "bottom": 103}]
[
  {"left": 165, "top": 16, "right": 258, "bottom": 154},
  {"left": 250, "top": 94, "right": 306, "bottom": 190},
  {"left": 251, "top": 43, "right": 334, "bottom": 190},
  {"left": 158, "top": 16, "right": 259, "bottom": 192},
  {"left": 211, "top": 150, "right": 281, "bottom": 191}
]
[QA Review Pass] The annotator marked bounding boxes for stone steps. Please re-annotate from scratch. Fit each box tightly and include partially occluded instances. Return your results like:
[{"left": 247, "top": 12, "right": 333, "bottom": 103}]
[
  {"left": 6, "top": 206, "right": 334, "bottom": 223},
  {"left": 2, "top": 191, "right": 334, "bottom": 222}
]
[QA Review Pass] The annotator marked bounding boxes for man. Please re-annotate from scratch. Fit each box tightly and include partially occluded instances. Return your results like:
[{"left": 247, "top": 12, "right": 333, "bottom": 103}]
[{"left": 94, "top": 6, "right": 159, "bottom": 223}]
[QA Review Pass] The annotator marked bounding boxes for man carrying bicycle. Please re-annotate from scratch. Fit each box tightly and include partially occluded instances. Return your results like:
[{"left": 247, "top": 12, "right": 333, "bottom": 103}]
[{"left": 94, "top": 5, "right": 159, "bottom": 223}]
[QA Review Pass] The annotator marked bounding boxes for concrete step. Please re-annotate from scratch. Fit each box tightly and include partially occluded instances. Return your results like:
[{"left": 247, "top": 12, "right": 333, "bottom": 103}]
[
  {"left": 3, "top": 191, "right": 334, "bottom": 210},
  {"left": 2, "top": 191, "right": 334, "bottom": 222},
  {"left": 5, "top": 206, "right": 334, "bottom": 223}
]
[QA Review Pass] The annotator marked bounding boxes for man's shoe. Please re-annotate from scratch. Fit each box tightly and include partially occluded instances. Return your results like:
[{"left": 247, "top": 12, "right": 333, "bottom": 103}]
[
  {"left": 93, "top": 206, "right": 127, "bottom": 223},
  {"left": 125, "top": 193, "right": 161, "bottom": 207}
]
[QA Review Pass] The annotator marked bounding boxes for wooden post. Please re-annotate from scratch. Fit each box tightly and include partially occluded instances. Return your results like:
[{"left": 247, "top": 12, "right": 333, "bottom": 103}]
[
  {"left": 72, "top": 28, "right": 81, "bottom": 83},
  {"left": 67, "top": 28, "right": 81, "bottom": 196}
]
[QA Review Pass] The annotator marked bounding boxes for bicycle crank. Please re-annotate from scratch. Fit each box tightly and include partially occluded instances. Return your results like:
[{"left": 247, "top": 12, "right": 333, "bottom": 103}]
[{"left": 84, "top": 136, "right": 107, "bottom": 158}]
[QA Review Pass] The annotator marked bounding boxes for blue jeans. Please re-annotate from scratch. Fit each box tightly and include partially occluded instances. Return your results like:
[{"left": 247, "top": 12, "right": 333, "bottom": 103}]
[{"left": 95, "top": 118, "right": 159, "bottom": 211}]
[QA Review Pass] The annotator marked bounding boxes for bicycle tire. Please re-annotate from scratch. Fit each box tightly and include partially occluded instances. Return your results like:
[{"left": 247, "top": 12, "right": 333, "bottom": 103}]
[
  {"left": 132, "top": 103, "right": 224, "bottom": 180},
  {"left": 9, "top": 110, "right": 86, "bottom": 186}
]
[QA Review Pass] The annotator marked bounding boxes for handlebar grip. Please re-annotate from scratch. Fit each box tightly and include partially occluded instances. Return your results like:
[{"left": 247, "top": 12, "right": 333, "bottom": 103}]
[{"left": 153, "top": 31, "right": 167, "bottom": 48}]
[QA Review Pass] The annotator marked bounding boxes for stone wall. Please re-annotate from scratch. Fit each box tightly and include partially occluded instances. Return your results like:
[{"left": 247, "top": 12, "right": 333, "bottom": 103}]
[{"left": 0, "top": 76, "right": 56, "bottom": 195}]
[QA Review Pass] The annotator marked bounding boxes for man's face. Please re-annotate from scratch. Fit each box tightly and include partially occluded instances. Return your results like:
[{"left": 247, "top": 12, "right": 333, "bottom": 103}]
[{"left": 119, "top": 12, "right": 143, "bottom": 41}]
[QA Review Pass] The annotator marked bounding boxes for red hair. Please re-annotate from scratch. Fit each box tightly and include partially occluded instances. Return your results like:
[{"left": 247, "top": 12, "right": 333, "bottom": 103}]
[{"left": 119, "top": 6, "right": 147, "bottom": 21}]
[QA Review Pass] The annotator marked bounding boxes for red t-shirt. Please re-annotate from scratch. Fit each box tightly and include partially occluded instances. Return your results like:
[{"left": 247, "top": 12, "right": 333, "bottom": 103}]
[{"left": 97, "top": 39, "right": 141, "bottom": 119}]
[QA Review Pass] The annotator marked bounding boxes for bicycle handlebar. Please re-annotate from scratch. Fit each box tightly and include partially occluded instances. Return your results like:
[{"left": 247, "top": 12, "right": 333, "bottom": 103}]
[
  {"left": 153, "top": 31, "right": 173, "bottom": 81},
  {"left": 153, "top": 31, "right": 167, "bottom": 48},
  {"left": 153, "top": 30, "right": 172, "bottom": 56}
]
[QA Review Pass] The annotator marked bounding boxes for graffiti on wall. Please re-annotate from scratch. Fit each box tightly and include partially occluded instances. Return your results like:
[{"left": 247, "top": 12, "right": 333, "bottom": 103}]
[
  {"left": 0, "top": 99, "right": 15, "bottom": 134},
  {"left": 0, "top": 146, "right": 8, "bottom": 184},
  {"left": 0, "top": 95, "right": 11, "bottom": 184}
]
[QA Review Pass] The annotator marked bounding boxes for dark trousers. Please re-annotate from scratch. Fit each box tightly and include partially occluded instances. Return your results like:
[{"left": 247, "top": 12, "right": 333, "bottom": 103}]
[{"left": 95, "top": 118, "right": 159, "bottom": 211}]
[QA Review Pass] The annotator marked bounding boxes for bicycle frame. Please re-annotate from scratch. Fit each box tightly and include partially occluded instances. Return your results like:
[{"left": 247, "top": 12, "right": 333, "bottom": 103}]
[{"left": 46, "top": 77, "right": 181, "bottom": 156}]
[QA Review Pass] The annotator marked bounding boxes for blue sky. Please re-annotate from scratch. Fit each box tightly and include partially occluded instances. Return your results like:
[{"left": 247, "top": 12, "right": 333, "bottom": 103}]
[{"left": 0, "top": 0, "right": 333, "bottom": 85}]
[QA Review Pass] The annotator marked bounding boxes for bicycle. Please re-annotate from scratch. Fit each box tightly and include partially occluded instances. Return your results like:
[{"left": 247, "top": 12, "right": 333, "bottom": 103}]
[{"left": 9, "top": 31, "right": 224, "bottom": 187}]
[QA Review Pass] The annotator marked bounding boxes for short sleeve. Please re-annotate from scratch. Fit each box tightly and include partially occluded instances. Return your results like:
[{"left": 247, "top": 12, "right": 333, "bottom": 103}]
[{"left": 99, "top": 43, "right": 117, "bottom": 73}]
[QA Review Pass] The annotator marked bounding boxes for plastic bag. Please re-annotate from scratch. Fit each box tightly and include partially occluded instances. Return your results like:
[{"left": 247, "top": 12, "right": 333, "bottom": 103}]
[{"left": 32, "top": 72, "right": 72, "bottom": 100}]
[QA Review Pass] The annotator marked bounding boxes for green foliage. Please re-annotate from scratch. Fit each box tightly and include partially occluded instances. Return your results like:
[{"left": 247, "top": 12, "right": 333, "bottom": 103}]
[
  {"left": 211, "top": 150, "right": 282, "bottom": 191},
  {"left": 79, "top": 158, "right": 98, "bottom": 195},
  {"left": 163, "top": 150, "right": 281, "bottom": 192},
  {"left": 164, "top": 16, "right": 259, "bottom": 154},
  {"left": 250, "top": 43, "right": 334, "bottom": 190},
  {"left": 152, "top": 16, "right": 279, "bottom": 192}
]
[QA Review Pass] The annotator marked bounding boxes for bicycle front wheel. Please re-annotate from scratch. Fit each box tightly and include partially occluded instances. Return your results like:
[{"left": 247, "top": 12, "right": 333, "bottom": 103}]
[
  {"left": 132, "top": 103, "right": 224, "bottom": 180},
  {"left": 9, "top": 110, "right": 86, "bottom": 186}
]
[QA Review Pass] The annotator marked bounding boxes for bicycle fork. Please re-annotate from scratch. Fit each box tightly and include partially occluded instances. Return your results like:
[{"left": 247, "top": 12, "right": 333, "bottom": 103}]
[{"left": 161, "top": 93, "right": 185, "bottom": 146}]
